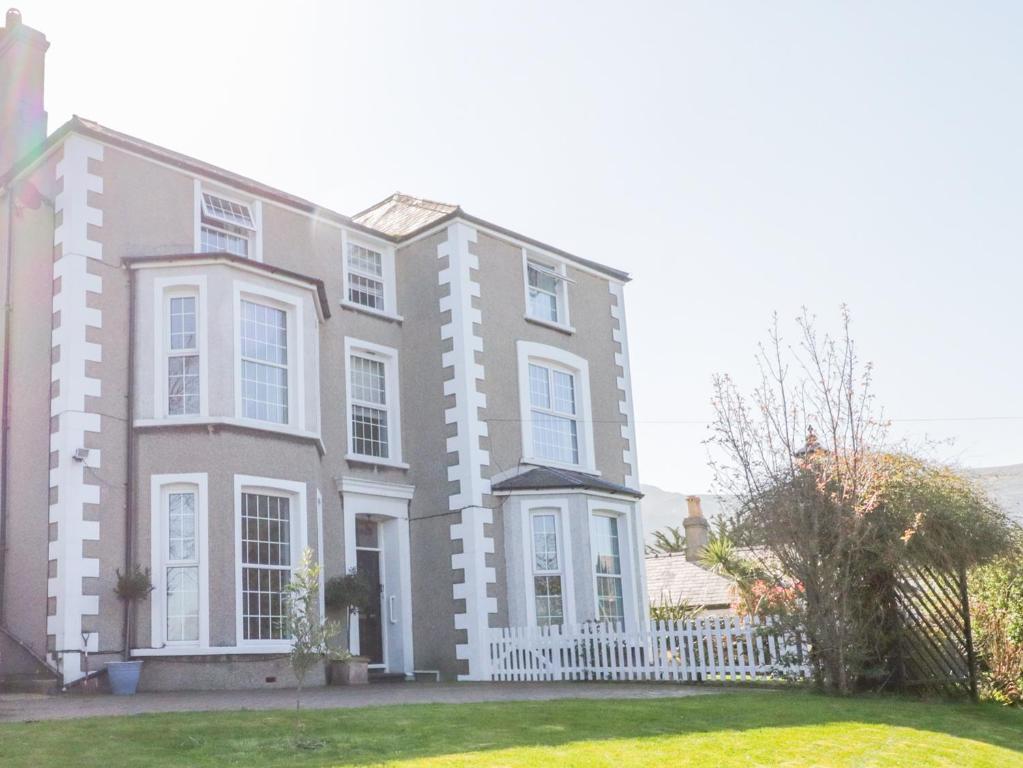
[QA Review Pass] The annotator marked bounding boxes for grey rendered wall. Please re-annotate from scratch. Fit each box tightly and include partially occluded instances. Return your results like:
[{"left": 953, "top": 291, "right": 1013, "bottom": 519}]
[
  {"left": 473, "top": 232, "right": 628, "bottom": 485},
  {"left": 472, "top": 232, "right": 630, "bottom": 634},
  {"left": 104, "top": 145, "right": 457, "bottom": 677},
  {"left": 394, "top": 230, "right": 465, "bottom": 677},
  {"left": 0, "top": 156, "right": 60, "bottom": 669}
]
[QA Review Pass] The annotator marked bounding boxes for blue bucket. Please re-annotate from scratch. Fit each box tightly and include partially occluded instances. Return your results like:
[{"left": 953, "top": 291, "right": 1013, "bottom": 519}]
[{"left": 106, "top": 661, "right": 143, "bottom": 695}]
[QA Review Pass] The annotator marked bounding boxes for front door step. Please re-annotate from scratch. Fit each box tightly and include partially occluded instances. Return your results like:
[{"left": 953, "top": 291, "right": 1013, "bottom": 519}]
[{"left": 368, "top": 671, "right": 407, "bottom": 684}]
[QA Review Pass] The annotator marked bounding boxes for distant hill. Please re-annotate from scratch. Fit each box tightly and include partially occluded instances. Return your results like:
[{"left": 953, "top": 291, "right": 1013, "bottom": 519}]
[
  {"left": 641, "top": 463, "right": 1023, "bottom": 546},
  {"left": 968, "top": 464, "right": 1023, "bottom": 526},
  {"left": 640, "top": 484, "right": 734, "bottom": 544}
]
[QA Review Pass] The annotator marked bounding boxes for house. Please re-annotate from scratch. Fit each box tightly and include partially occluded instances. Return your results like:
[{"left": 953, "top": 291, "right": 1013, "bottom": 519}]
[
  {"left": 645, "top": 496, "right": 736, "bottom": 615},
  {"left": 0, "top": 11, "right": 644, "bottom": 690}
]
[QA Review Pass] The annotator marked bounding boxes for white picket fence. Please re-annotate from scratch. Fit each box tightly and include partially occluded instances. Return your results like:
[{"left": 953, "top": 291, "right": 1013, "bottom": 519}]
[{"left": 487, "top": 615, "right": 810, "bottom": 682}]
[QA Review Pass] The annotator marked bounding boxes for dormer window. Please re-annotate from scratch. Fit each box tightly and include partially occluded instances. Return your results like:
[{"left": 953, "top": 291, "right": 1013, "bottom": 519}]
[{"left": 200, "top": 191, "right": 255, "bottom": 258}]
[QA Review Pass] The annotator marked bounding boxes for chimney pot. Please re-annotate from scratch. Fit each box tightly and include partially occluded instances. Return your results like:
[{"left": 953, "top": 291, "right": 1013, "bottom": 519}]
[
  {"left": 685, "top": 495, "right": 703, "bottom": 518},
  {"left": 682, "top": 495, "right": 710, "bottom": 563}
]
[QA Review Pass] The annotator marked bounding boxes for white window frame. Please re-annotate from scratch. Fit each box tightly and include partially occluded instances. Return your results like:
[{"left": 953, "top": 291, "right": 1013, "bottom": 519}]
[
  {"left": 522, "top": 249, "right": 573, "bottom": 332},
  {"left": 344, "top": 337, "right": 406, "bottom": 468},
  {"left": 233, "top": 281, "right": 306, "bottom": 432},
  {"left": 233, "top": 475, "right": 308, "bottom": 649},
  {"left": 521, "top": 499, "right": 576, "bottom": 628},
  {"left": 587, "top": 499, "right": 642, "bottom": 632},
  {"left": 153, "top": 276, "right": 209, "bottom": 420},
  {"left": 516, "top": 341, "right": 596, "bottom": 474},
  {"left": 340, "top": 229, "right": 400, "bottom": 321},
  {"left": 149, "top": 473, "right": 209, "bottom": 650},
  {"left": 194, "top": 179, "right": 263, "bottom": 262}
]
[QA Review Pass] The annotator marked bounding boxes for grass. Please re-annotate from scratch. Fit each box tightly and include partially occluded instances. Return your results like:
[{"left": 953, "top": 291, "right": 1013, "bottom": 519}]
[{"left": 1, "top": 691, "right": 1021, "bottom": 767}]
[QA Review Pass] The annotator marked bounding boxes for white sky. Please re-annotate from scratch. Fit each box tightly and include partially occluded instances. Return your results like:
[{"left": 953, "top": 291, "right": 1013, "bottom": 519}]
[{"left": 20, "top": 1, "right": 1023, "bottom": 493}]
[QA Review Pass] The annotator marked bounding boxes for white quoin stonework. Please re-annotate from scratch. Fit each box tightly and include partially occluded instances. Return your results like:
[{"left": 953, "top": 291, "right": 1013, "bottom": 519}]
[
  {"left": 609, "top": 281, "right": 649, "bottom": 621},
  {"left": 48, "top": 134, "right": 104, "bottom": 684},
  {"left": 609, "top": 282, "right": 638, "bottom": 490},
  {"left": 437, "top": 221, "right": 496, "bottom": 681}
]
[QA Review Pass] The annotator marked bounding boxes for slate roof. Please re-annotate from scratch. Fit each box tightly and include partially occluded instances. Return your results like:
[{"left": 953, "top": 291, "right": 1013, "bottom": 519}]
[
  {"left": 490, "top": 466, "right": 643, "bottom": 498},
  {"left": 1, "top": 116, "right": 631, "bottom": 282},
  {"left": 352, "top": 193, "right": 459, "bottom": 237},
  {"left": 645, "top": 552, "right": 736, "bottom": 609}
]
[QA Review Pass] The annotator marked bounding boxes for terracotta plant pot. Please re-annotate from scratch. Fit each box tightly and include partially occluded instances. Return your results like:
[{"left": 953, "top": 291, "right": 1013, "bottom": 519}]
[{"left": 327, "top": 656, "right": 369, "bottom": 686}]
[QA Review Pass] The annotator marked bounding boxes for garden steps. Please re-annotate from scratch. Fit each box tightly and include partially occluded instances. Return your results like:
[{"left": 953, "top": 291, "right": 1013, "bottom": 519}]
[{"left": 0, "top": 673, "right": 59, "bottom": 695}]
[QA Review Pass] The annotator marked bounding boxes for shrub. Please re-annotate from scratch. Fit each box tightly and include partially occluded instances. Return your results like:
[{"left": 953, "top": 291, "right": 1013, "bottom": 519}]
[
  {"left": 324, "top": 570, "right": 375, "bottom": 615},
  {"left": 971, "top": 532, "right": 1023, "bottom": 705}
]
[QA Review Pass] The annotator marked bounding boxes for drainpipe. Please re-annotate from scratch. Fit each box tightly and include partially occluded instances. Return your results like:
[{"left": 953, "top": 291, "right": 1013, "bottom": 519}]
[
  {"left": 122, "top": 264, "right": 136, "bottom": 660},
  {"left": 0, "top": 191, "right": 14, "bottom": 623}
]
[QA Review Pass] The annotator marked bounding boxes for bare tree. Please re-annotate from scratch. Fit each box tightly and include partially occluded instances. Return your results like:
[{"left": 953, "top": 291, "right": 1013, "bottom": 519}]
[{"left": 708, "top": 308, "right": 1008, "bottom": 693}]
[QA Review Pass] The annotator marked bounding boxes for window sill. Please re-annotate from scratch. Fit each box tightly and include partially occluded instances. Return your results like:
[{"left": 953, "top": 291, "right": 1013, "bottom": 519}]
[
  {"left": 132, "top": 644, "right": 294, "bottom": 657},
  {"left": 524, "top": 315, "right": 575, "bottom": 335},
  {"left": 345, "top": 453, "right": 410, "bottom": 470},
  {"left": 521, "top": 457, "right": 601, "bottom": 477},
  {"left": 341, "top": 300, "right": 404, "bottom": 324},
  {"left": 134, "top": 417, "right": 324, "bottom": 453}
]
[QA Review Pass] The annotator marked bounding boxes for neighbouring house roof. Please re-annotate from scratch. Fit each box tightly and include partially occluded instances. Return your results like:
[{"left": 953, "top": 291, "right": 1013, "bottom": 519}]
[
  {"left": 353, "top": 193, "right": 459, "bottom": 237},
  {"left": 123, "top": 252, "right": 332, "bottom": 319},
  {"left": 645, "top": 552, "right": 735, "bottom": 609},
  {"left": 490, "top": 466, "right": 643, "bottom": 498},
  {"left": 0, "top": 116, "right": 631, "bottom": 282}
]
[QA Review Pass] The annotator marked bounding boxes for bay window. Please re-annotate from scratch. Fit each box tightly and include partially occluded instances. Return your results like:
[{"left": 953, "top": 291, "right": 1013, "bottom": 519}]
[
  {"left": 167, "top": 294, "right": 200, "bottom": 416},
  {"left": 234, "top": 476, "right": 307, "bottom": 648},
  {"left": 240, "top": 299, "right": 289, "bottom": 424},
  {"left": 149, "top": 474, "right": 208, "bottom": 649},
  {"left": 165, "top": 490, "right": 199, "bottom": 642},
  {"left": 592, "top": 514, "right": 625, "bottom": 625},
  {"left": 240, "top": 492, "right": 292, "bottom": 641},
  {"left": 531, "top": 512, "right": 564, "bottom": 626}
]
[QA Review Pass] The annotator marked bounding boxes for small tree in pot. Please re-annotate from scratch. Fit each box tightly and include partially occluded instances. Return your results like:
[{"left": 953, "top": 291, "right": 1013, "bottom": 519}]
[
  {"left": 107, "top": 565, "right": 153, "bottom": 695},
  {"left": 323, "top": 569, "right": 375, "bottom": 684},
  {"left": 283, "top": 549, "right": 341, "bottom": 741}
]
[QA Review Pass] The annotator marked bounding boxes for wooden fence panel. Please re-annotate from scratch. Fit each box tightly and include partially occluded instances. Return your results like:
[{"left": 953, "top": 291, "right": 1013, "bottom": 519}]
[{"left": 486, "top": 616, "right": 811, "bottom": 683}]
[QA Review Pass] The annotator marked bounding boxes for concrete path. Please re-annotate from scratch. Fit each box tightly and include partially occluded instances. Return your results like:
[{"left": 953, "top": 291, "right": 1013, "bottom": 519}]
[{"left": 0, "top": 681, "right": 725, "bottom": 723}]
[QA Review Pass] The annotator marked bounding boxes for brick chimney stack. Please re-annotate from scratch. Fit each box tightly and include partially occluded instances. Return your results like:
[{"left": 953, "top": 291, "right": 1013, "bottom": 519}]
[
  {"left": 0, "top": 8, "right": 48, "bottom": 175},
  {"left": 683, "top": 495, "right": 709, "bottom": 563}
]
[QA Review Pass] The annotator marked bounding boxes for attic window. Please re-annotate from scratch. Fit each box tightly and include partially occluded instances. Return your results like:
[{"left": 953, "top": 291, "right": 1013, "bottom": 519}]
[
  {"left": 202, "top": 193, "right": 255, "bottom": 231},
  {"left": 524, "top": 256, "right": 571, "bottom": 328},
  {"left": 200, "top": 192, "right": 255, "bottom": 258}
]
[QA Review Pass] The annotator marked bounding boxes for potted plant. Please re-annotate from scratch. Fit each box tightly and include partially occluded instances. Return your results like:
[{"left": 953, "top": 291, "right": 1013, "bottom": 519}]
[
  {"left": 106, "top": 564, "right": 153, "bottom": 695},
  {"left": 324, "top": 569, "right": 374, "bottom": 686},
  {"left": 326, "top": 649, "right": 370, "bottom": 686}
]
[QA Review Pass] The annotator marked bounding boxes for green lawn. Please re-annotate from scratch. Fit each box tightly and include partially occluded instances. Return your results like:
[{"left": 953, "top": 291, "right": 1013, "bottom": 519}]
[{"left": 1, "top": 691, "right": 1021, "bottom": 767}]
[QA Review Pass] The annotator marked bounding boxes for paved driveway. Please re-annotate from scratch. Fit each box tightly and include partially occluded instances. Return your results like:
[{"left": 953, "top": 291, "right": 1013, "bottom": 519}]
[{"left": 0, "top": 681, "right": 725, "bottom": 723}]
